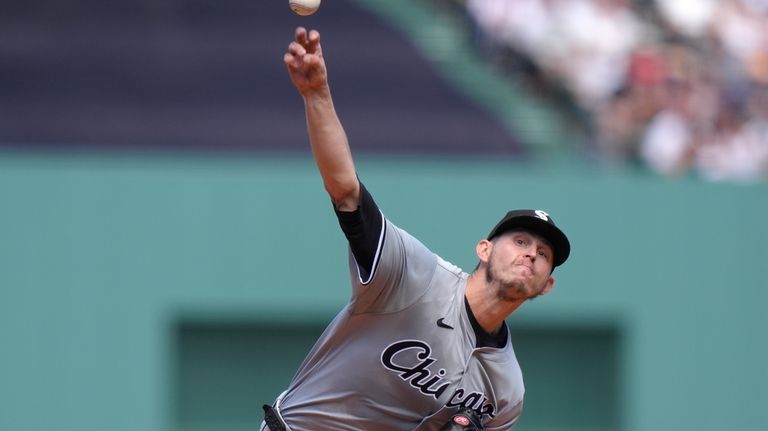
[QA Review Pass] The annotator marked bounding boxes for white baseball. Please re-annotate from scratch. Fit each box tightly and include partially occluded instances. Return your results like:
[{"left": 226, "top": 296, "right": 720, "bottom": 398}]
[{"left": 289, "top": 0, "right": 321, "bottom": 16}]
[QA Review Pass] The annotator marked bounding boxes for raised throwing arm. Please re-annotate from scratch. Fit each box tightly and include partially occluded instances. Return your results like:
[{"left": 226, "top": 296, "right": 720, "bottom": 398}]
[{"left": 284, "top": 27, "right": 360, "bottom": 211}]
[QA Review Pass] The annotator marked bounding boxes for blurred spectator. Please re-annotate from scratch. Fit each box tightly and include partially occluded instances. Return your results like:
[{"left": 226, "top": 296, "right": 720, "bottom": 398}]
[
  {"left": 467, "top": 0, "right": 647, "bottom": 108},
  {"left": 639, "top": 78, "right": 701, "bottom": 176},
  {"left": 653, "top": 0, "right": 717, "bottom": 38},
  {"left": 695, "top": 91, "right": 768, "bottom": 182},
  {"left": 462, "top": 0, "right": 768, "bottom": 182}
]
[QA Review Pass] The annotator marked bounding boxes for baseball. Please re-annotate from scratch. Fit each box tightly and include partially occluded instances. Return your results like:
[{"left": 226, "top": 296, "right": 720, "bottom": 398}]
[{"left": 289, "top": 0, "right": 321, "bottom": 16}]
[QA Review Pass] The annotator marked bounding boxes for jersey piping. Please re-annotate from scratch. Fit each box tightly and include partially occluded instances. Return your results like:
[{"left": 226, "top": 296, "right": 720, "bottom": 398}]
[{"left": 357, "top": 209, "right": 385, "bottom": 285}]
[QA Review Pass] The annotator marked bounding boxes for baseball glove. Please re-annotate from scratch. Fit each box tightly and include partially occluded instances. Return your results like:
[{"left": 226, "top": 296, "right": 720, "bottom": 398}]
[{"left": 438, "top": 408, "right": 484, "bottom": 431}]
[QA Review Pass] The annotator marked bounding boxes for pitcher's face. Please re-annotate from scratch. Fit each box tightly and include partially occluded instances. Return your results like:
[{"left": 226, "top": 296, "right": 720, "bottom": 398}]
[{"left": 484, "top": 230, "right": 555, "bottom": 301}]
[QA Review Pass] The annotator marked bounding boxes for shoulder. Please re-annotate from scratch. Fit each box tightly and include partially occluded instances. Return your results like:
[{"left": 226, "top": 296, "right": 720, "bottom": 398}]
[{"left": 435, "top": 256, "right": 466, "bottom": 279}]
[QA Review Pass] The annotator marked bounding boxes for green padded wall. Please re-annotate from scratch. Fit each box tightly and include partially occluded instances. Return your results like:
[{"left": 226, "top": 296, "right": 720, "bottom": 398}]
[{"left": 1, "top": 152, "right": 766, "bottom": 431}]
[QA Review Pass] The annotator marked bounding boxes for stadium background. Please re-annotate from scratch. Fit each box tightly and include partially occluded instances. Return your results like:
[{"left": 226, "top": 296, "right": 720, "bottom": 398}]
[{"left": 1, "top": 1, "right": 766, "bottom": 431}]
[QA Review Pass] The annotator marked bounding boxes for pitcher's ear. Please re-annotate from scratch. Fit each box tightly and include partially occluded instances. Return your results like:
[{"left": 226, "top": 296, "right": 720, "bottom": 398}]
[
  {"left": 540, "top": 276, "right": 555, "bottom": 296},
  {"left": 476, "top": 239, "right": 492, "bottom": 263}
]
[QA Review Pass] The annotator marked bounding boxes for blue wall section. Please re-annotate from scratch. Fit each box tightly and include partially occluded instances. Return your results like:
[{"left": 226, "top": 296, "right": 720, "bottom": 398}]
[{"left": 1, "top": 152, "right": 766, "bottom": 431}]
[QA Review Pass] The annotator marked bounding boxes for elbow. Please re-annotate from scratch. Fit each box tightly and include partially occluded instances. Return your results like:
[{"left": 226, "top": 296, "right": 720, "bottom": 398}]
[{"left": 325, "top": 180, "right": 359, "bottom": 211}]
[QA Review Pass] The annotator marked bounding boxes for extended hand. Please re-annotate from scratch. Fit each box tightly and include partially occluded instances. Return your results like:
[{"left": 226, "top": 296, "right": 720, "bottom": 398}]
[{"left": 284, "top": 27, "right": 327, "bottom": 96}]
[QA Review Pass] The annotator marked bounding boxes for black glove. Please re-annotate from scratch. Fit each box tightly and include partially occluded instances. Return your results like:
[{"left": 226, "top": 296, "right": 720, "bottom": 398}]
[{"left": 438, "top": 408, "right": 484, "bottom": 431}]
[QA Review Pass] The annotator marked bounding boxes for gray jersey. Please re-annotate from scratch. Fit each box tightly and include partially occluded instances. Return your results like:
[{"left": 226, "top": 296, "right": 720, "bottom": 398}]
[{"left": 274, "top": 217, "right": 524, "bottom": 430}]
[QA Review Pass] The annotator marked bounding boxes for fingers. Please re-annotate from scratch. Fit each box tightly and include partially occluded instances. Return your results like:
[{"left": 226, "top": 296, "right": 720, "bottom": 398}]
[
  {"left": 295, "top": 26, "right": 307, "bottom": 45},
  {"left": 285, "top": 27, "right": 323, "bottom": 71},
  {"left": 303, "top": 53, "right": 320, "bottom": 68},
  {"left": 288, "top": 41, "right": 306, "bottom": 58},
  {"left": 285, "top": 27, "right": 326, "bottom": 92},
  {"left": 284, "top": 40, "right": 313, "bottom": 71},
  {"left": 306, "top": 29, "right": 321, "bottom": 55},
  {"left": 283, "top": 52, "right": 296, "bottom": 69},
  {"left": 294, "top": 26, "right": 321, "bottom": 54}
]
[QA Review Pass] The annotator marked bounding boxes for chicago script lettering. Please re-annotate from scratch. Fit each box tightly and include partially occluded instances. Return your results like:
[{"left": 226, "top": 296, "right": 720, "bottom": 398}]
[
  {"left": 381, "top": 340, "right": 449, "bottom": 398},
  {"left": 380, "top": 340, "right": 496, "bottom": 418}
]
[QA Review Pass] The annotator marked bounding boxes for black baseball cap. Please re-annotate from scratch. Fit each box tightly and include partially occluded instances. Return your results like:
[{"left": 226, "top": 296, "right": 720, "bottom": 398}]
[{"left": 487, "top": 209, "right": 571, "bottom": 268}]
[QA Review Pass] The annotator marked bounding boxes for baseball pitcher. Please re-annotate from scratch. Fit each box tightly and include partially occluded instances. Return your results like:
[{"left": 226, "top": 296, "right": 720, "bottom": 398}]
[{"left": 261, "top": 27, "right": 572, "bottom": 431}]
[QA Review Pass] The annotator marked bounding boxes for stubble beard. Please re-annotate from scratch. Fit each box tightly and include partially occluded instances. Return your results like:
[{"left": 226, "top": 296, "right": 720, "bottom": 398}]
[{"left": 485, "top": 259, "right": 543, "bottom": 302}]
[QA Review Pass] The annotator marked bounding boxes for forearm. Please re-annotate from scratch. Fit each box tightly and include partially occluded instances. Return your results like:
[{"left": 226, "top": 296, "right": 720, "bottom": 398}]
[
  {"left": 303, "top": 88, "right": 359, "bottom": 211},
  {"left": 284, "top": 27, "right": 360, "bottom": 210}
]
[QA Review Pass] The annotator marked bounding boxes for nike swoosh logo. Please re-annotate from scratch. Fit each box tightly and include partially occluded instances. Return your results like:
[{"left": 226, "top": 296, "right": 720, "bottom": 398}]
[{"left": 436, "top": 318, "right": 454, "bottom": 330}]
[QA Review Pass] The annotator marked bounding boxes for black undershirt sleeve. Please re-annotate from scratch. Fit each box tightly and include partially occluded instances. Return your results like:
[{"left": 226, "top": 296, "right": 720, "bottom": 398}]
[{"left": 333, "top": 182, "right": 383, "bottom": 282}]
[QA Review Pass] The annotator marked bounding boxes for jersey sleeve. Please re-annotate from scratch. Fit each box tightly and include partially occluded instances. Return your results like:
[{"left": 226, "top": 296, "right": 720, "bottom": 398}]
[
  {"left": 334, "top": 182, "right": 384, "bottom": 283},
  {"left": 334, "top": 182, "right": 437, "bottom": 314}
]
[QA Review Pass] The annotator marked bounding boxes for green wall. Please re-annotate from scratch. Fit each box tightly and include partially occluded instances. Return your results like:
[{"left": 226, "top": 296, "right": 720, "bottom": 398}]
[{"left": 1, "top": 152, "right": 766, "bottom": 431}]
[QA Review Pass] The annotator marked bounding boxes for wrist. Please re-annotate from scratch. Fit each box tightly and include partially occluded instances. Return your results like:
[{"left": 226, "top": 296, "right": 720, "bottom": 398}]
[
  {"left": 302, "top": 87, "right": 334, "bottom": 111},
  {"left": 302, "top": 85, "right": 331, "bottom": 100}
]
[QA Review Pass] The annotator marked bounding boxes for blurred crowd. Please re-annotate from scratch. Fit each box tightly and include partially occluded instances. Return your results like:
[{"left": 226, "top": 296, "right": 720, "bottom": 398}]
[{"left": 463, "top": 0, "right": 768, "bottom": 182}]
